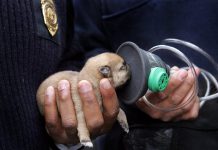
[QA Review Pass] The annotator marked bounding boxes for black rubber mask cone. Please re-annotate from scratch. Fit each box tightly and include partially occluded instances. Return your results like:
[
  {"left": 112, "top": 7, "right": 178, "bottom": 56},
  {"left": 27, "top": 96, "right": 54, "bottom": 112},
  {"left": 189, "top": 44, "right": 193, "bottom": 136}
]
[
  {"left": 116, "top": 42, "right": 151, "bottom": 104},
  {"left": 116, "top": 42, "right": 170, "bottom": 105}
]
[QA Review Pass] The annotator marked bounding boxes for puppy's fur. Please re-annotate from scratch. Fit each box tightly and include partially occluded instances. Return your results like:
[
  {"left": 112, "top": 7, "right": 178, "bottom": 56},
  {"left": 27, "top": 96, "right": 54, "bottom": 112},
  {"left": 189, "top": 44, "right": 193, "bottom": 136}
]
[{"left": 36, "top": 53, "right": 130, "bottom": 147}]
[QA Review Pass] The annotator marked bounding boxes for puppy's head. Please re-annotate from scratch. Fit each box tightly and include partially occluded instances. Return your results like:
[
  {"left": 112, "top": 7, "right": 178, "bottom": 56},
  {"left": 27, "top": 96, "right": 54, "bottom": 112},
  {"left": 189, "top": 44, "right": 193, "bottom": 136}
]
[{"left": 83, "top": 53, "right": 130, "bottom": 88}]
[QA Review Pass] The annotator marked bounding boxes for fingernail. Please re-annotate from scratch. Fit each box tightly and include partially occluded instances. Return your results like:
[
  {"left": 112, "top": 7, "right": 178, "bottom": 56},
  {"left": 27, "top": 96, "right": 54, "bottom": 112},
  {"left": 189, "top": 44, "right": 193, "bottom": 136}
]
[
  {"left": 46, "top": 86, "right": 54, "bottom": 96},
  {"left": 171, "top": 66, "right": 179, "bottom": 70},
  {"left": 58, "top": 80, "right": 69, "bottom": 91},
  {"left": 170, "top": 66, "right": 179, "bottom": 75},
  {"left": 78, "top": 80, "right": 92, "bottom": 93},
  {"left": 100, "top": 79, "right": 111, "bottom": 89},
  {"left": 178, "top": 69, "right": 188, "bottom": 81},
  {"left": 194, "top": 67, "right": 201, "bottom": 76}
]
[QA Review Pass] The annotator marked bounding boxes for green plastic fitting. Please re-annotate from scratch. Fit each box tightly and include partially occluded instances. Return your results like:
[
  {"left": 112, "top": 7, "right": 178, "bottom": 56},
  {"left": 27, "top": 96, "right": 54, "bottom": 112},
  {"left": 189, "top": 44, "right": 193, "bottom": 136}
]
[{"left": 148, "top": 67, "right": 169, "bottom": 92}]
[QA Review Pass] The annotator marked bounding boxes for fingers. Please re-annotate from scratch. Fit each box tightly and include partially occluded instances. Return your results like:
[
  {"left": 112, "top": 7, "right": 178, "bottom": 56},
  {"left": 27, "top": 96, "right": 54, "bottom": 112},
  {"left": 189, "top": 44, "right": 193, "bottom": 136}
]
[
  {"left": 78, "top": 79, "right": 119, "bottom": 137},
  {"left": 160, "top": 67, "right": 200, "bottom": 110},
  {"left": 160, "top": 69, "right": 188, "bottom": 98},
  {"left": 44, "top": 86, "right": 67, "bottom": 143},
  {"left": 174, "top": 95, "right": 200, "bottom": 121},
  {"left": 44, "top": 80, "right": 78, "bottom": 144},
  {"left": 167, "top": 67, "right": 200, "bottom": 106},
  {"left": 100, "top": 78, "right": 119, "bottom": 133},
  {"left": 44, "top": 86, "right": 61, "bottom": 133},
  {"left": 57, "top": 80, "right": 77, "bottom": 138},
  {"left": 167, "top": 69, "right": 194, "bottom": 106},
  {"left": 164, "top": 67, "right": 200, "bottom": 121},
  {"left": 45, "top": 79, "right": 119, "bottom": 144},
  {"left": 170, "top": 66, "right": 180, "bottom": 74},
  {"left": 147, "top": 69, "right": 188, "bottom": 106},
  {"left": 78, "top": 80, "right": 104, "bottom": 136},
  {"left": 137, "top": 67, "right": 200, "bottom": 122}
]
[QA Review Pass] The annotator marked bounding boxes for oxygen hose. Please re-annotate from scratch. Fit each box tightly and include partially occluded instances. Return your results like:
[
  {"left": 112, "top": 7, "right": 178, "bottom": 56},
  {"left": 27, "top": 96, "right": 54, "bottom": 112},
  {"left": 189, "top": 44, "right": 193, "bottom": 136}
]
[
  {"left": 143, "top": 39, "right": 218, "bottom": 111},
  {"left": 117, "top": 39, "right": 218, "bottom": 111},
  {"left": 142, "top": 44, "right": 198, "bottom": 111}
]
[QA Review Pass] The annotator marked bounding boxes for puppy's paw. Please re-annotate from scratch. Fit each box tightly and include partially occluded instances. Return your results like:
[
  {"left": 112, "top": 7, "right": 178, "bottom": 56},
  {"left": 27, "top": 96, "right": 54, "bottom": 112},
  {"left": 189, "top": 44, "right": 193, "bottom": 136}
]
[
  {"left": 120, "top": 121, "right": 129, "bottom": 133},
  {"left": 81, "top": 140, "right": 93, "bottom": 148},
  {"left": 117, "top": 108, "right": 129, "bottom": 133}
]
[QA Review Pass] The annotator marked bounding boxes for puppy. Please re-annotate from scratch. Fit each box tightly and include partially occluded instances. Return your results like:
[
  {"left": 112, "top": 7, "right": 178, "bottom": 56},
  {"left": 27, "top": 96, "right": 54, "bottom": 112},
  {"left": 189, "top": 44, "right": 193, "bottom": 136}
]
[{"left": 36, "top": 52, "right": 130, "bottom": 147}]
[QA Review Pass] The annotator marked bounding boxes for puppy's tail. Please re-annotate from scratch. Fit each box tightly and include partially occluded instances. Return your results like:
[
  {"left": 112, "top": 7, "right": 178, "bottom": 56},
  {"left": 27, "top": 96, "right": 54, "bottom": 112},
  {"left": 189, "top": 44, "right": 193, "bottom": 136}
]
[{"left": 117, "top": 108, "right": 129, "bottom": 133}]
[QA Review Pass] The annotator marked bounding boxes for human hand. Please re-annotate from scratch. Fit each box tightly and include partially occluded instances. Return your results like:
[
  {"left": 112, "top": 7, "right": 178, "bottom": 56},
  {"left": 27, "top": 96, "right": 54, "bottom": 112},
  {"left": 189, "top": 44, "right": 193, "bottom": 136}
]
[
  {"left": 136, "top": 66, "right": 201, "bottom": 122},
  {"left": 43, "top": 78, "right": 119, "bottom": 144}
]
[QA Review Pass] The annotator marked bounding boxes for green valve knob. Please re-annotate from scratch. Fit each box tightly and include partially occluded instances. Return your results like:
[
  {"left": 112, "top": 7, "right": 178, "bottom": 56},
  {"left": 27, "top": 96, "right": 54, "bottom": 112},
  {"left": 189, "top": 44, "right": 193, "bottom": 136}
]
[{"left": 148, "top": 67, "right": 169, "bottom": 92}]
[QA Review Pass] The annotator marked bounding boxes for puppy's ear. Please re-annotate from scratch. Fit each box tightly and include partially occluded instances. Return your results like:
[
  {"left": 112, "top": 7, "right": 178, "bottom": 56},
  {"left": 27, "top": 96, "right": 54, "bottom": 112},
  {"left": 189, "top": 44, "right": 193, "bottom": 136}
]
[{"left": 99, "top": 66, "right": 111, "bottom": 78}]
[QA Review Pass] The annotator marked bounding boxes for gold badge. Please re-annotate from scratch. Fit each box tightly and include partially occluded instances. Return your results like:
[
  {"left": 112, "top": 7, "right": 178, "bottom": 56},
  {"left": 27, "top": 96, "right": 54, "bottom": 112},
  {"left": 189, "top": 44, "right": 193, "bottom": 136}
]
[{"left": 41, "top": 0, "right": 58, "bottom": 36}]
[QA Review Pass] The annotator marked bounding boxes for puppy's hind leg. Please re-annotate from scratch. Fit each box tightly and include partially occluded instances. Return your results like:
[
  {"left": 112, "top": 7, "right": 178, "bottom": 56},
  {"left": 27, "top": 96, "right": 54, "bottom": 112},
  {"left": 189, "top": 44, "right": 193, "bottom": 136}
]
[
  {"left": 71, "top": 84, "right": 93, "bottom": 147},
  {"left": 76, "top": 111, "right": 93, "bottom": 147},
  {"left": 117, "top": 108, "right": 129, "bottom": 133}
]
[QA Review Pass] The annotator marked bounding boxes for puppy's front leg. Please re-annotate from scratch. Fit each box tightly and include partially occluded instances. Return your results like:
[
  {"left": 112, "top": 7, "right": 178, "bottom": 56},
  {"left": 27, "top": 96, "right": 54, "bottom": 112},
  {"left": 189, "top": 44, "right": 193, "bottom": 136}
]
[{"left": 71, "top": 82, "right": 93, "bottom": 147}]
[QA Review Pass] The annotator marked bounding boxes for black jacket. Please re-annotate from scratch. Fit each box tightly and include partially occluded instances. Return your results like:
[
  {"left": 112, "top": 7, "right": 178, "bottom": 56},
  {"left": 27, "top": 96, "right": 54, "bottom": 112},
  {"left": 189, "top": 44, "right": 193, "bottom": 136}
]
[{"left": 0, "top": 1, "right": 83, "bottom": 149}]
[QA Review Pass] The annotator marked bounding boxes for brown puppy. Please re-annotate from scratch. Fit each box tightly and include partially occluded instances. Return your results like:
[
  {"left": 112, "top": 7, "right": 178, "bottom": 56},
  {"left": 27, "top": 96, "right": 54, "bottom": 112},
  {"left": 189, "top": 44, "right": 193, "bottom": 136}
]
[{"left": 36, "top": 52, "right": 130, "bottom": 147}]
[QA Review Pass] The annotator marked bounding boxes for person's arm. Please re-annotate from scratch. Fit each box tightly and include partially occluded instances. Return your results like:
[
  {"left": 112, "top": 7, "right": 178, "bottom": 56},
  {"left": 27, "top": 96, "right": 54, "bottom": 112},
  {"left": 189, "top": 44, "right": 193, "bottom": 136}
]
[{"left": 73, "top": 0, "right": 113, "bottom": 60}]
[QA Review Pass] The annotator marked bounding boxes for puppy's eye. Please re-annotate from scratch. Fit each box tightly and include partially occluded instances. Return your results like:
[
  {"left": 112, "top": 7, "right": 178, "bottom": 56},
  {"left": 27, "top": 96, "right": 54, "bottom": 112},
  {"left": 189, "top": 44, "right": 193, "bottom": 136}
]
[
  {"left": 123, "top": 61, "right": 126, "bottom": 66},
  {"left": 120, "top": 65, "right": 126, "bottom": 70}
]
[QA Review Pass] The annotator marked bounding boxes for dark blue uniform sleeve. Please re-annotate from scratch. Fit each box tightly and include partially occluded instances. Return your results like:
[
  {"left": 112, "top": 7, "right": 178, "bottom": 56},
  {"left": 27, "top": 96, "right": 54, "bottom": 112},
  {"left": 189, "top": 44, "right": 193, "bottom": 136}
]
[
  {"left": 57, "top": 0, "right": 85, "bottom": 71},
  {"left": 73, "top": 0, "right": 113, "bottom": 60}
]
